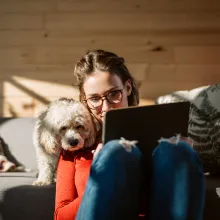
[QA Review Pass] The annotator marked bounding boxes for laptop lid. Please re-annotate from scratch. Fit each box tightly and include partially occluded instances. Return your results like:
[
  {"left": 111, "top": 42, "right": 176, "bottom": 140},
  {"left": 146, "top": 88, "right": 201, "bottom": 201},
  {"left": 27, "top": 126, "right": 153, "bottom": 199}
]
[{"left": 102, "top": 102, "right": 190, "bottom": 160}]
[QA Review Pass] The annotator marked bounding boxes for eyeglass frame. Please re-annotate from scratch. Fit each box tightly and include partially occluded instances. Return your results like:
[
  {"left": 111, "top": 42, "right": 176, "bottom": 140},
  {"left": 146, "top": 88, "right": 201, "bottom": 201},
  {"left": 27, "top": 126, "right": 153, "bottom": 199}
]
[{"left": 82, "top": 89, "right": 124, "bottom": 110}]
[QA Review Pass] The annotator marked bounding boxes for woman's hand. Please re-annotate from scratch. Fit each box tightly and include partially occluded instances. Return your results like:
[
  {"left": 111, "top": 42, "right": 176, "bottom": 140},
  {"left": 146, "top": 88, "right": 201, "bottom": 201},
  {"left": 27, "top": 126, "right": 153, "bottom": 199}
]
[{"left": 93, "top": 143, "right": 103, "bottom": 158}]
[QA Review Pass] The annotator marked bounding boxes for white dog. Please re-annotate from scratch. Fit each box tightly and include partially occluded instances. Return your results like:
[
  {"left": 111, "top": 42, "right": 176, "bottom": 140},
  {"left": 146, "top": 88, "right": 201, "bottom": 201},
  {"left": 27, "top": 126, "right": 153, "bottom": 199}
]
[{"left": 33, "top": 98, "right": 97, "bottom": 186}]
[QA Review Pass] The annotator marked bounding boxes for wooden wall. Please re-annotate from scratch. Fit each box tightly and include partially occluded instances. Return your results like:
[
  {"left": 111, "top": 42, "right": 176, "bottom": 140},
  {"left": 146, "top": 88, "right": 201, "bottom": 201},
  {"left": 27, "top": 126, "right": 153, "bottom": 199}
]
[{"left": 0, "top": 0, "right": 220, "bottom": 116}]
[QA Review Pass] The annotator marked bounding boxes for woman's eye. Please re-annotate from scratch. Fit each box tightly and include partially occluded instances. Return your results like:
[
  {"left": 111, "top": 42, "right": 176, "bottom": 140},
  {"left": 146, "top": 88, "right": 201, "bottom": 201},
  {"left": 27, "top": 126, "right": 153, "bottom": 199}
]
[
  {"left": 89, "top": 96, "right": 100, "bottom": 103},
  {"left": 60, "top": 126, "right": 67, "bottom": 131},
  {"left": 109, "top": 91, "right": 118, "bottom": 97},
  {"left": 109, "top": 90, "right": 121, "bottom": 99},
  {"left": 76, "top": 125, "right": 84, "bottom": 130}
]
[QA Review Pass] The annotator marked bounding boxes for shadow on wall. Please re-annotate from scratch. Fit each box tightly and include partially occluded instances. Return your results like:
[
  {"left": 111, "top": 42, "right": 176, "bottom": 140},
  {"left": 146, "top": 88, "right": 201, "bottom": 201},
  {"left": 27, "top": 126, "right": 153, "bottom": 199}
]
[
  {"left": 0, "top": 77, "right": 51, "bottom": 117},
  {"left": 0, "top": 70, "right": 79, "bottom": 117}
]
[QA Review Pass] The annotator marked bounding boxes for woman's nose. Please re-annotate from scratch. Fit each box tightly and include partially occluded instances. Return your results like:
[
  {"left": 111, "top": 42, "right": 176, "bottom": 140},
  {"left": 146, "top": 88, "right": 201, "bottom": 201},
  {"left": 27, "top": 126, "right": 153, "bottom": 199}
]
[{"left": 101, "top": 99, "right": 112, "bottom": 112}]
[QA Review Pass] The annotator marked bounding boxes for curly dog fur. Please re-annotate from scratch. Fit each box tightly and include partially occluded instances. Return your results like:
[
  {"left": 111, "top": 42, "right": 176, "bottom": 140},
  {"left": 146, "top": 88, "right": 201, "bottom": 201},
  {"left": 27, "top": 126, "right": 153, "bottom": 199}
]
[{"left": 33, "top": 98, "right": 96, "bottom": 186}]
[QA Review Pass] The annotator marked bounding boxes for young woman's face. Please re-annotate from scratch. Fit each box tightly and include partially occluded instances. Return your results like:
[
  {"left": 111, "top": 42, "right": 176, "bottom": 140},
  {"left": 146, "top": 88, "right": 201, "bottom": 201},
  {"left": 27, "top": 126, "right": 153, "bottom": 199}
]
[{"left": 83, "top": 71, "right": 131, "bottom": 123}]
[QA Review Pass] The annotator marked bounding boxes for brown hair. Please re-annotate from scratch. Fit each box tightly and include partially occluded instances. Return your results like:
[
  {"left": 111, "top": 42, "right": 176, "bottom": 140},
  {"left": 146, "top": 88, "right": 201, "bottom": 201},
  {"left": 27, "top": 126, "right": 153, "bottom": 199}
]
[{"left": 74, "top": 49, "right": 140, "bottom": 106}]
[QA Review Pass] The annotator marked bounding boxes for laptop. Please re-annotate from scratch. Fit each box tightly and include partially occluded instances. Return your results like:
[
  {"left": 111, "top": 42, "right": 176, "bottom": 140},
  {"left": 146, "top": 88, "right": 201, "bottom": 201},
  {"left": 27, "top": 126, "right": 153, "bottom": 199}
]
[{"left": 102, "top": 102, "right": 190, "bottom": 161}]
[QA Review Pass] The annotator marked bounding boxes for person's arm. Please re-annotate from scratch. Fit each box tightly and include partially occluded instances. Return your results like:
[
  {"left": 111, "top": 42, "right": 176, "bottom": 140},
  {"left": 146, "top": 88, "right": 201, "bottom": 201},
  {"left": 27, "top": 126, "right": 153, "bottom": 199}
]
[{"left": 54, "top": 151, "right": 81, "bottom": 220}]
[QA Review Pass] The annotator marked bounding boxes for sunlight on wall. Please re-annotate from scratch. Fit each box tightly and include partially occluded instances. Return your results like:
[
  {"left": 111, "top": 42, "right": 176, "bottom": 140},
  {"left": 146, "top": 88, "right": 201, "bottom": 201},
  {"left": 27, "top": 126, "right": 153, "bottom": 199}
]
[
  {"left": 139, "top": 98, "right": 155, "bottom": 106},
  {"left": 3, "top": 76, "right": 79, "bottom": 117}
]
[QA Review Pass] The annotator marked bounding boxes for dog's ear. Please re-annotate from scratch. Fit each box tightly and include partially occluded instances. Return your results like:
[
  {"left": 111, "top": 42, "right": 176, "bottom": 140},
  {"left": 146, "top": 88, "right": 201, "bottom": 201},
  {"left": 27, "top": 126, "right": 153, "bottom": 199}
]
[
  {"left": 85, "top": 128, "right": 96, "bottom": 148},
  {"left": 40, "top": 129, "right": 58, "bottom": 154},
  {"left": 84, "top": 117, "right": 98, "bottom": 148}
]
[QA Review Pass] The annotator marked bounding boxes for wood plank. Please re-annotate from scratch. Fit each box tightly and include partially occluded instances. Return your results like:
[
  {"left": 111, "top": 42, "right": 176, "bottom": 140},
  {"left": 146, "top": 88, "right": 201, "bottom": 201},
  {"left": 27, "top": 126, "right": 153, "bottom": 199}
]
[
  {"left": 0, "top": 30, "right": 48, "bottom": 46},
  {"left": 127, "top": 64, "right": 149, "bottom": 81},
  {"left": 0, "top": 82, "right": 3, "bottom": 116},
  {"left": 139, "top": 98, "right": 155, "bottom": 106},
  {"left": 0, "top": 48, "right": 27, "bottom": 65},
  {"left": 148, "top": 64, "right": 220, "bottom": 83},
  {"left": 1, "top": 77, "right": 79, "bottom": 99},
  {"left": 0, "top": 30, "right": 152, "bottom": 47},
  {"left": 0, "top": 0, "right": 54, "bottom": 12},
  {"left": 45, "top": 13, "right": 151, "bottom": 31},
  {"left": 174, "top": 46, "right": 220, "bottom": 64},
  {"left": 1, "top": 96, "right": 75, "bottom": 117},
  {"left": 0, "top": 46, "right": 173, "bottom": 65},
  {"left": 2, "top": 64, "right": 218, "bottom": 85},
  {"left": 2, "top": 97, "right": 36, "bottom": 117},
  {"left": 0, "top": 66, "right": 75, "bottom": 81},
  {"left": 0, "top": 0, "right": 219, "bottom": 14},
  {"left": 149, "top": 32, "right": 220, "bottom": 46},
  {"left": 140, "top": 82, "right": 211, "bottom": 99},
  {"left": 45, "top": 12, "right": 220, "bottom": 31},
  {"left": 1, "top": 0, "right": 220, "bottom": 13},
  {"left": 1, "top": 30, "right": 220, "bottom": 47},
  {"left": 57, "top": 0, "right": 220, "bottom": 12},
  {"left": 0, "top": 14, "right": 43, "bottom": 30}
]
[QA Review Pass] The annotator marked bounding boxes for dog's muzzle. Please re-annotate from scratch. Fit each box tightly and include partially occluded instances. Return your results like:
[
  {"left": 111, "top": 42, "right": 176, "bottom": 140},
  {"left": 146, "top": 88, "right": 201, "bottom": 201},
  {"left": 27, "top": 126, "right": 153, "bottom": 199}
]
[{"left": 68, "top": 139, "right": 79, "bottom": 147}]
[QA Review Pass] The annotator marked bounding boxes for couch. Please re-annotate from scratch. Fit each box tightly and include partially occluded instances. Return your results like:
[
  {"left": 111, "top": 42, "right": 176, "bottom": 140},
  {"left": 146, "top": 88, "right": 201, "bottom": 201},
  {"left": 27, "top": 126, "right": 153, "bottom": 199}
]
[
  {"left": 0, "top": 116, "right": 220, "bottom": 220},
  {"left": 0, "top": 118, "right": 55, "bottom": 220}
]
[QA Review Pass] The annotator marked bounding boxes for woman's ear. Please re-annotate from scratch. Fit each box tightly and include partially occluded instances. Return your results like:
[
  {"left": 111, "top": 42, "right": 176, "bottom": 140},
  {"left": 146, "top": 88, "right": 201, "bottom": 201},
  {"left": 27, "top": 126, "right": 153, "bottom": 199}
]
[{"left": 125, "top": 80, "right": 132, "bottom": 96}]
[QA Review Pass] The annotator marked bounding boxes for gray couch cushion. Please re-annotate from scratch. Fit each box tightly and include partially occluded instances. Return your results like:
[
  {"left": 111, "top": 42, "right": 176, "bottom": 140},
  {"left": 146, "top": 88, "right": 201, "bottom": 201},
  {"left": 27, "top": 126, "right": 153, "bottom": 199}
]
[
  {"left": 0, "top": 182, "right": 55, "bottom": 220},
  {"left": 0, "top": 172, "right": 38, "bottom": 202},
  {"left": 0, "top": 118, "right": 37, "bottom": 170},
  {"left": 0, "top": 117, "right": 55, "bottom": 220}
]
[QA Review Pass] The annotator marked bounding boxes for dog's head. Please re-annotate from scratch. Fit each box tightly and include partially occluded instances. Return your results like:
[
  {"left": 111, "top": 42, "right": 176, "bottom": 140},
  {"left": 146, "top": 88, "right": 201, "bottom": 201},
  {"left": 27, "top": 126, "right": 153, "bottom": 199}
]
[{"left": 41, "top": 98, "right": 96, "bottom": 153}]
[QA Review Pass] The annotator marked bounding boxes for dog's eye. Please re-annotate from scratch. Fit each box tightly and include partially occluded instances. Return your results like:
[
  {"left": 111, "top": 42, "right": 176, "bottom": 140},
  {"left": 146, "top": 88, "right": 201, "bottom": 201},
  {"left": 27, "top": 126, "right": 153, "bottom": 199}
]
[
  {"left": 60, "top": 126, "right": 67, "bottom": 132},
  {"left": 76, "top": 125, "right": 84, "bottom": 130}
]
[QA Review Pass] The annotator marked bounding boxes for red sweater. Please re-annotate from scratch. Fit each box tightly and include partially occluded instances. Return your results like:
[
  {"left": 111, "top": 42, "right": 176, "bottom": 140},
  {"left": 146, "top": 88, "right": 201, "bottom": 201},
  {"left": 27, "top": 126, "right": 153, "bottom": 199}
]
[
  {"left": 54, "top": 149, "right": 93, "bottom": 220},
  {"left": 54, "top": 149, "right": 146, "bottom": 220}
]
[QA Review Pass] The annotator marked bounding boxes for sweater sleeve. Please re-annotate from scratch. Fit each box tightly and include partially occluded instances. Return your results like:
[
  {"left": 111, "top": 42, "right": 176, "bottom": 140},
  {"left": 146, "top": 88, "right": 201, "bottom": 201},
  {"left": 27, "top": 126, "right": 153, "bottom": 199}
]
[
  {"left": 54, "top": 150, "right": 93, "bottom": 220},
  {"left": 54, "top": 151, "right": 80, "bottom": 220}
]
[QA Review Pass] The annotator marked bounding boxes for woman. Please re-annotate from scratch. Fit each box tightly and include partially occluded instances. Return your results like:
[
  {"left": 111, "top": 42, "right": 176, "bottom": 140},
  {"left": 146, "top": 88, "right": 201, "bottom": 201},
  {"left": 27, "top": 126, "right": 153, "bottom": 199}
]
[{"left": 54, "top": 50, "right": 205, "bottom": 220}]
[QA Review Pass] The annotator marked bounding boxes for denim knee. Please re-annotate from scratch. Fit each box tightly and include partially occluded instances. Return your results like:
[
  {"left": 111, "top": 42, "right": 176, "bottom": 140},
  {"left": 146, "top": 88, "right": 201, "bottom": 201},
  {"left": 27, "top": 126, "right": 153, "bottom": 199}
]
[
  {"left": 77, "top": 140, "right": 143, "bottom": 220},
  {"left": 152, "top": 140, "right": 203, "bottom": 174},
  {"left": 92, "top": 139, "right": 142, "bottom": 172}
]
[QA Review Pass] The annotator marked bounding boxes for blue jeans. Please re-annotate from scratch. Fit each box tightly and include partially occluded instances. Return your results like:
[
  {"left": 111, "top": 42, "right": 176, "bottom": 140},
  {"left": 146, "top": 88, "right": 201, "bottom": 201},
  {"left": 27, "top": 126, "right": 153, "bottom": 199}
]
[{"left": 76, "top": 140, "right": 205, "bottom": 220}]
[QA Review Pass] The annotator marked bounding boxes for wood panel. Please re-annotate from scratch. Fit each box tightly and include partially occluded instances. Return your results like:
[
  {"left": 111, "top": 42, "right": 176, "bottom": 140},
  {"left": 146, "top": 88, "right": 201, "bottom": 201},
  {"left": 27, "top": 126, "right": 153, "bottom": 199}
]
[
  {"left": 139, "top": 82, "right": 210, "bottom": 99},
  {"left": 1, "top": 0, "right": 220, "bottom": 116},
  {"left": 148, "top": 64, "right": 220, "bottom": 82},
  {"left": 0, "top": 14, "right": 43, "bottom": 30},
  {"left": 1, "top": 0, "right": 220, "bottom": 13},
  {"left": 45, "top": 12, "right": 220, "bottom": 31},
  {"left": 0, "top": 0, "right": 54, "bottom": 12},
  {"left": 1, "top": 30, "right": 220, "bottom": 47},
  {"left": 1, "top": 96, "right": 76, "bottom": 117},
  {"left": 0, "top": 66, "right": 75, "bottom": 81},
  {"left": 0, "top": 46, "right": 174, "bottom": 65},
  {"left": 0, "top": 81, "right": 3, "bottom": 116},
  {"left": 2, "top": 97, "right": 36, "bottom": 117},
  {"left": 174, "top": 46, "right": 220, "bottom": 64},
  {"left": 1, "top": 77, "right": 78, "bottom": 99}
]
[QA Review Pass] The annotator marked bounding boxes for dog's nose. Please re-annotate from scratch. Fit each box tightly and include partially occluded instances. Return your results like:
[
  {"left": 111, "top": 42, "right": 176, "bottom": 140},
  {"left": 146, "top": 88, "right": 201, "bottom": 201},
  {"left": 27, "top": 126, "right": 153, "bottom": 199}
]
[{"left": 69, "top": 139, "right": 79, "bottom": 146}]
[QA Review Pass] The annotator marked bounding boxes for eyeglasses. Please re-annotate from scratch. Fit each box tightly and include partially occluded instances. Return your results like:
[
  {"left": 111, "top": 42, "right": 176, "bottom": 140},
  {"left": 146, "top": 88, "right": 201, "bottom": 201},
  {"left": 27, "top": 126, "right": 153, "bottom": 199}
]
[{"left": 83, "top": 89, "right": 124, "bottom": 110}]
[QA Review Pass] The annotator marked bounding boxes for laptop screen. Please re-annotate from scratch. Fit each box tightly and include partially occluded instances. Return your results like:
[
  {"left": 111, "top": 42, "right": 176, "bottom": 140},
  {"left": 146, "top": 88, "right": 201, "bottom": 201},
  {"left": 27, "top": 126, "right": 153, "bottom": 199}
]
[{"left": 102, "top": 102, "right": 190, "bottom": 158}]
